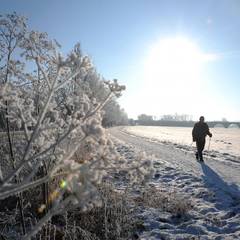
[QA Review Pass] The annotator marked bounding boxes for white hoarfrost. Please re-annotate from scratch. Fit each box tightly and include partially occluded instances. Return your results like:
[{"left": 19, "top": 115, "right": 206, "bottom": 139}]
[{"left": 1, "top": 13, "right": 147, "bottom": 240}]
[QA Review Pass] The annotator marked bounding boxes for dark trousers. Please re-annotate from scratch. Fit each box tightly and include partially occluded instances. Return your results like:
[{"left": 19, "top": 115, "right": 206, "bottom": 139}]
[{"left": 196, "top": 138, "right": 205, "bottom": 161}]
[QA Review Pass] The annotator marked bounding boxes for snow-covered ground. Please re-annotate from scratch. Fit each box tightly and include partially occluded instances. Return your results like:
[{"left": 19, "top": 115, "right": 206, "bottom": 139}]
[
  {"left": 109, "top": 127, "right": 240, "bottom": 240},
  {"left": 125, "top": 126, "right": 240, "bottom": 157}
]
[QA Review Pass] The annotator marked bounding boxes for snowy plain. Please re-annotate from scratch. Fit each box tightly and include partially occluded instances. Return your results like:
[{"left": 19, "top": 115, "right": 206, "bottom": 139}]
[
  {"left": 125, "top": 126, "right": 240, "bottom": 157},
  {"left": 109, "top": 126, "right": 240, "bottom": 240}
]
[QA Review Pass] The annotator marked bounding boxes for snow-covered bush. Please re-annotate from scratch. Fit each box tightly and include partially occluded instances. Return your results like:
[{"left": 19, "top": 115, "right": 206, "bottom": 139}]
[
  {"left": 76, "top": 68, "right": 129, "bottom": 127},
  {"left": 102, "top": 99, "right": 128, "bottom": 127},
  {"left": 0, "top": 13, "right": 130, "bottom": 239}
]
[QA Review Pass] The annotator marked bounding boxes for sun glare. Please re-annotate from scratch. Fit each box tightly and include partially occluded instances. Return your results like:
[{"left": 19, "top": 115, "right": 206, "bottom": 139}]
[
  {"left": 144, "top": 37, "right": 216, "bottom": 88},
  {"left": 141, "top": 36, "right": 217, "bottom": 116}
]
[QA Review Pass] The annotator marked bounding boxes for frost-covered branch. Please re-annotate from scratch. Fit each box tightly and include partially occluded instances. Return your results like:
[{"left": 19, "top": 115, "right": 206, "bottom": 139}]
[
  {"left": 34, "top": 55, "right": 51, "bottom": 89},
  {"left": 17, "top": 104, "right": 30, "bottom": 142},
  {"left": 0, "top": 13, "right": 146, "bottom": 240},
  {"left": 22, "top": 195, "right": 75, "bottom": 240}
]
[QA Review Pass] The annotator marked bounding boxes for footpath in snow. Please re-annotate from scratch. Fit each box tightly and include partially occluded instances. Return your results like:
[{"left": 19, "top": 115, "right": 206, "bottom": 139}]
[{"left": 109, "top": 127, "right": 240, "bottom": 240}]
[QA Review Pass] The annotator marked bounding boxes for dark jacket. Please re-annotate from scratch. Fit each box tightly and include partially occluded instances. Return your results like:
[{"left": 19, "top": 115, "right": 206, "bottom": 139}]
[{"left": 192, "top": 122, "right": 211, "bottom": 141}]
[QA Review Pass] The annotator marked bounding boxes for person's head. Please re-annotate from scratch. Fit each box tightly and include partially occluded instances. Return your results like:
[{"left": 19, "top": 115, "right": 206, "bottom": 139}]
[{"left": 199, "top": 116, "right": 205, "bottom": 122}]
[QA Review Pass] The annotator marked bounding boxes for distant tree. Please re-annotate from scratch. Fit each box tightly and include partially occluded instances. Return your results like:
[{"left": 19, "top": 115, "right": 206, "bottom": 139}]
[
  {"left": 102, "top": 98, "right": 128, "bottom": 127},
  {"left": 161, "top": 114, "right": 174, "bottom": 121},
  {"left": 128, "top": 118, "right": 136, "bottom": 125},
  {"left": 161, "top": 113, "right": 192, "bottom": 121},
  {"left": 138, "top": 114, "right": 153, "bottom": 122}
]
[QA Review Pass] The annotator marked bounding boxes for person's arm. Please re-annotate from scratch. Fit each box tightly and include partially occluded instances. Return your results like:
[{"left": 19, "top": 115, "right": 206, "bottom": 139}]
[{"left": 206, "top": 124, "right": 212, "bottom": 137}]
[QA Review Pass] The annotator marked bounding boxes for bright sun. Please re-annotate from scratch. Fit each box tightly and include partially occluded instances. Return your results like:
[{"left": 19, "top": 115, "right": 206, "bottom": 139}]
[
  {"left": 141, "top": 36, "right": 217, "bottom": 115},
  {"left": 144, "top": 37, "right": 215, "bottom": 89}
]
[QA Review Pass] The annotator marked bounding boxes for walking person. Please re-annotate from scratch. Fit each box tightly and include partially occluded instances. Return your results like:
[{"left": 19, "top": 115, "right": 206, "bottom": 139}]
[{"left": 192, "top": 116, "right": 212, "bottom": 162}]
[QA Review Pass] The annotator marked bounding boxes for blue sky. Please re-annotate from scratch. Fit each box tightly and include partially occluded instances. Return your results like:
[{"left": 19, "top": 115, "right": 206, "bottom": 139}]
[{"left": 1, "top": 0, "right": 240, "bottom": 121}]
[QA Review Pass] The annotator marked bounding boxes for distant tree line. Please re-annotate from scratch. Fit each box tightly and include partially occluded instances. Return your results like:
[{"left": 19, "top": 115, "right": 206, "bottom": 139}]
[
  {"left": 135, "top": 114, "right": 239, "bottom": 128},
  {"left": 137, "top": 113, "right": 193, "bottom": 122}
]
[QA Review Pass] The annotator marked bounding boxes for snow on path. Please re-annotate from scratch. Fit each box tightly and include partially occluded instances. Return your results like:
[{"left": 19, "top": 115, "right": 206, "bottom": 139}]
[
  {"left": 125, "top": 126, "right": 240, "bottom": 157},
  {"left": 109, "top": 127, "right": 240, "bottom": 239},
  {"left": 110, "top": 127, "right": 240, "bottom": 192}
]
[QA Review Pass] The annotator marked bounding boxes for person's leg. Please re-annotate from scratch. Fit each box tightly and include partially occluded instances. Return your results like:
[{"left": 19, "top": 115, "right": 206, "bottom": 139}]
[
  {"left": 198, "top": 139, "right": 205, "bottom": 161},
  {"left": 195, "top": 151, "right": 198, "bottom": 160},
  {"left": 196, "top": 141, "right": 201, "bottom": 160}
]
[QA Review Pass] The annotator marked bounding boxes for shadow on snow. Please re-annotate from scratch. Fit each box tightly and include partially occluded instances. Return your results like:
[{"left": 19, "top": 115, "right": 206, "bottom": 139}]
[{"left": 200, "top": 162, "right": 240, "bottom": 209}]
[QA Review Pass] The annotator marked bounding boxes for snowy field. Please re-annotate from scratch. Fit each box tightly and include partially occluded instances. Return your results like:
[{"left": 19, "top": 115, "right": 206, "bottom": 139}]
[
  {"left": 109, "top": 127, "right": 240, "bottom": 240},
  {"left": 124, "top": 126, "right": 240, "bottom": 158}
]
